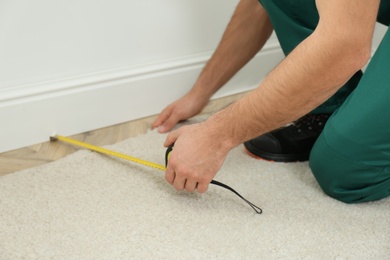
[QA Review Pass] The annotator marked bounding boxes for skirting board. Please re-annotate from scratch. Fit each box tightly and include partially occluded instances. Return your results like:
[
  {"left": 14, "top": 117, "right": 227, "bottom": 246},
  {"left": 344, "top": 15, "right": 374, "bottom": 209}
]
[{"left": 0, "top": 42, "right": 283, "bottom": 153}]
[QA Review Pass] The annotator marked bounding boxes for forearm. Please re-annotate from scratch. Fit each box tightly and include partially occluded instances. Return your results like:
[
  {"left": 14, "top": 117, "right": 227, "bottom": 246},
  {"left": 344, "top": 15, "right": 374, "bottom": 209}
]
[
  {"left": 190, "top": 0, "right": 273, "bottom": 100},
  {"left": 208, "top": 25, "right": 372, "bottom": 149}
]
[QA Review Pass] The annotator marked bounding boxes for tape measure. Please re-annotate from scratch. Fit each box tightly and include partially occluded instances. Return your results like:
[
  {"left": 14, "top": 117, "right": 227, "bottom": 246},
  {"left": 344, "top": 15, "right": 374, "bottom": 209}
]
[
  {"left": 51, "top": 135, "right": 262, "bottom": 214},
  {"left": 51, "top": 135, "right": 166, "bottom": 171}
]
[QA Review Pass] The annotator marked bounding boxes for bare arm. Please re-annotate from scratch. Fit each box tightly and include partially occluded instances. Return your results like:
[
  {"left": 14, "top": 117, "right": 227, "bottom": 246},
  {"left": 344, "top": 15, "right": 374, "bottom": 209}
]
[
  {"left": 152, "top": 0, "right": 273, "bottom": 132},
  {"left": 190, "top": 0, "right": 273, "bottom": 100},
  {"left": 164, "top": 0, "right": 379, "bottom": 193},
  {"left": 209, "top": 0, "right": 379, "bottom": 147}
]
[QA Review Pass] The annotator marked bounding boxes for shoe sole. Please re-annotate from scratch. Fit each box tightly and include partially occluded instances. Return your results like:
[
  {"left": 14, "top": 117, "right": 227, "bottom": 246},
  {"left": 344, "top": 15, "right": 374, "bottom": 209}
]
[{"left": 244, "top": 142, "right": 309, "bottom": 162}]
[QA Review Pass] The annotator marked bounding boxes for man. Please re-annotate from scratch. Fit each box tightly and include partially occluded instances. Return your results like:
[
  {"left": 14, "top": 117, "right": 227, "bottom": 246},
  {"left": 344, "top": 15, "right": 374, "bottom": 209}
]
[{"left": 152, "top": 0, "right": 390, "bottom": 203}]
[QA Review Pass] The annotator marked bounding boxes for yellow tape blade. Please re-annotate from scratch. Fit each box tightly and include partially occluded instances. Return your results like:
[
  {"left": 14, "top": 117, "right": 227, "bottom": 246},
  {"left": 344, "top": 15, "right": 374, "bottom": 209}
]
[
  {"left": 52, "top": 135, "right": 166, "bottom": 171},
  {"left": 50, "top": 135, "right": 263, "bottom": 214}
]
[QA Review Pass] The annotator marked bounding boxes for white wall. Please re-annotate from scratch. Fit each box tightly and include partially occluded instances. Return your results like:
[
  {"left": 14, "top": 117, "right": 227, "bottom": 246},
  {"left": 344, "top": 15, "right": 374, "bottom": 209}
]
[
  {"left": 0, "top": 0, "right": 386, "bottom": 153},
  {"left": 373, "top": 23, "right": 387, "bottom": 52},
  {"left": 0, "top": 0, "right": 283, "bottom": 152},
  {"left": 0, "top": 0, "right": 244, "bottom": 89}
]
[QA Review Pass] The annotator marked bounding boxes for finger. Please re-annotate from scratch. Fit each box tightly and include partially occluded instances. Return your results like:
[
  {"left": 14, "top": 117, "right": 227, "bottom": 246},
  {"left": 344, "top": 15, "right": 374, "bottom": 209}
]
[
  {"left": 152, "top": 115, "right": 166, "bottom": 129},
  {"left": 165, "top": 165, "right": 175, "bottom": 184},
  {"left": 197, "top": 182, "right": 210, "bottom": 193},
  {"left": 185, "top": 180, "right": 198, "bottom": 193},
  {"left": 173, "top": 176, "right": 186, "bottom": 191},
  {"left": 152, "top": 107, "right": 172, "bottom": 129},
  {"left": 163, "top": 127, "right": 184, "bottom": 147},
  {"left": 158, "top": 113, "right": 182, "bottom": 133}
]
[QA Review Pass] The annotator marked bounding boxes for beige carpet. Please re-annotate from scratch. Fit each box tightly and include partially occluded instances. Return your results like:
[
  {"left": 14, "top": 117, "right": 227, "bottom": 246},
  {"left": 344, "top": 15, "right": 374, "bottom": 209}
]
[{"left": 1, "top": 118, "right": 389, "bottom": 259}]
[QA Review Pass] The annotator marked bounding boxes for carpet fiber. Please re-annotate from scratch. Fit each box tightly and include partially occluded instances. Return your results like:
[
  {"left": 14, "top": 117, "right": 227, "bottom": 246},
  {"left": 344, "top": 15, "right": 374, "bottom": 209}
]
[{"left": 1, "top": 119, "right": 389, "bottom": 259}]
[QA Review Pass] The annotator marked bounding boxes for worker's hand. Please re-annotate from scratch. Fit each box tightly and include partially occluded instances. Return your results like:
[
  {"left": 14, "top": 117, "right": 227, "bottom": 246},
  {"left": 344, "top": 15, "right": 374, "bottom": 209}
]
[
  {"left": 152, "top": 92, "right": 209, "bottom": 133},
  {"left": 164, "top": 121, "right": 232, "bottom": 193}
]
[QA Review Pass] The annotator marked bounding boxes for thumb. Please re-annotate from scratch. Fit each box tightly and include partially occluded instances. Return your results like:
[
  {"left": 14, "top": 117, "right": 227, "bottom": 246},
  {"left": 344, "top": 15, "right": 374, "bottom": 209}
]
[{"left": 164, "top": 127, "right": 184, "bottom": 147}]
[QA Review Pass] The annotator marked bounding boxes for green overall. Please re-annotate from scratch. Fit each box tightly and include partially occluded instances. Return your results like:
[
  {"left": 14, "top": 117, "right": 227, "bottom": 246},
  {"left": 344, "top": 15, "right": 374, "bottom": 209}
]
[{"left": 259, "top": 0, "right": 390, "bottom": 203}]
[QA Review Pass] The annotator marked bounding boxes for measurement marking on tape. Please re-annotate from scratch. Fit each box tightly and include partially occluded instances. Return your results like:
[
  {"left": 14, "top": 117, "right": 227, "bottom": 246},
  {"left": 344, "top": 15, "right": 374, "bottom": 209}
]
[{"left": 51, "top": 135, "right": 166, "bottom": 171}]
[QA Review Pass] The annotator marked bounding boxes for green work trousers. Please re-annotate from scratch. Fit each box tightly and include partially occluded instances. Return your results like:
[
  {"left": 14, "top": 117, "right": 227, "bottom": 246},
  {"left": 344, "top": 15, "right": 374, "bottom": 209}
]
[{"left": 259, "top": 0, "right": 390, "bottom": 203}]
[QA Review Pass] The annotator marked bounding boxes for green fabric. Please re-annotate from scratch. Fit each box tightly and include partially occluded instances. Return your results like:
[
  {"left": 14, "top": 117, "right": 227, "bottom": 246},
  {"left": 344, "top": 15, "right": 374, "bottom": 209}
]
[
  {"left": 378, "top": 0, "right": 390, "bottom": 26},
  {"left": 310, "top": 134, "right": 390, "bottom": 203},
  {"left": 259, "top": 0, "right": 362, "bottom": 114},
  {"left": 259, "top": 0, "right": 390, "bottom": 203},
  {"left": 310, "top": 27, "right": 390, "bottom": 203},
  {"left": 259, "top": 0, "right": 318, "bottom": 56}
]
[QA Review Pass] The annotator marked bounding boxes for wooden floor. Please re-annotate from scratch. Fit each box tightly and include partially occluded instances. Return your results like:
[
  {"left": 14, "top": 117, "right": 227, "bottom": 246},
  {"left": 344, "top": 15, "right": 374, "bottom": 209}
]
[{"left": 0, "top": 93, "right": 247, "bottom": 176}]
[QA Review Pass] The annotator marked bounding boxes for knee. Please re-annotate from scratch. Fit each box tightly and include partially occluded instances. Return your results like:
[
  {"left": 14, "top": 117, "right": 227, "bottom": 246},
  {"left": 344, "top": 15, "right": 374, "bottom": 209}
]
[
  {"left": 309, "top": 134, "right": 387, "bottom": 204},
  {"left": 309, "top": 134, "right": 347, "bottom": 202},
  {"left": 309, "top": 149, "right": 353, "bottom": 204},
  {"left": 310, "top": 134, "right": 390, "bottom": 203}
]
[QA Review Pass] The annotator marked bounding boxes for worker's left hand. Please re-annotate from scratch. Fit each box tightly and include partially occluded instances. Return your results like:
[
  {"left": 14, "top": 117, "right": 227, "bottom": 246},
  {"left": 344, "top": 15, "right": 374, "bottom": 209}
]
[{"left": 164, "top": 122, "right": 232, "bottom": 193}]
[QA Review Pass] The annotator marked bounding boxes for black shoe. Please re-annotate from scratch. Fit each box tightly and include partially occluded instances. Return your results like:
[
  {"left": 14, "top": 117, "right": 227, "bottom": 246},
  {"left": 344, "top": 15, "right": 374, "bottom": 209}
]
[{"left": 244, "top": 113, "right": 331, "bottom": 162}]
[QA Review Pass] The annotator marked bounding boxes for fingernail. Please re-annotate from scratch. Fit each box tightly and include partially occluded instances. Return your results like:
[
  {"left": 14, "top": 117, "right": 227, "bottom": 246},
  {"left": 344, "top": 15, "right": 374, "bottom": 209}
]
[{"left": 158, "top": 126, "right": 166, "bottom": 133}]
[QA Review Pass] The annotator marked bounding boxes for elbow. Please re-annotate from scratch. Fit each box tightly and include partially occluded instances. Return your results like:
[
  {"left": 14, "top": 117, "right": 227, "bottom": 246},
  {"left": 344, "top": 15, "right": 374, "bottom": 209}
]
[
  {"left": 333, "top": 42, "right": 371, "bottom": 80},
  {"left": 338, "top": 33, "right": 372, "bottom": 73},
  {"left": 317, "top": 29, "right": 372, "bottom": 76},
  {"left": 334, "top": 44, "right": 370, "bottom": 87},
  {"left": 316, "top": 22, "right": 373, "bottom": 75},
  {"left": 322, "top": 41, "right": 371, "bottom": 88},
  {"left": 350, "top": 44, "right": 371, "bottom": 71}
]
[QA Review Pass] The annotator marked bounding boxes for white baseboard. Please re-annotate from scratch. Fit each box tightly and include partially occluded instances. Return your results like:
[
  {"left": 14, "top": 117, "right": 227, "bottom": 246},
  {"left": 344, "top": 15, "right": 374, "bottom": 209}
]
[{"left": 0, "top": 41, "right": 283, "bottom": 153}]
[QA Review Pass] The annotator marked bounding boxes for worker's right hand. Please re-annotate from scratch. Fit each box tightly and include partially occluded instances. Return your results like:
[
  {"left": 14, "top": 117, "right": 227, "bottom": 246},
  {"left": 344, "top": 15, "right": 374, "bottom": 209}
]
[{"left": 152, "top": 92, "right": 209, "bottom": 133}]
